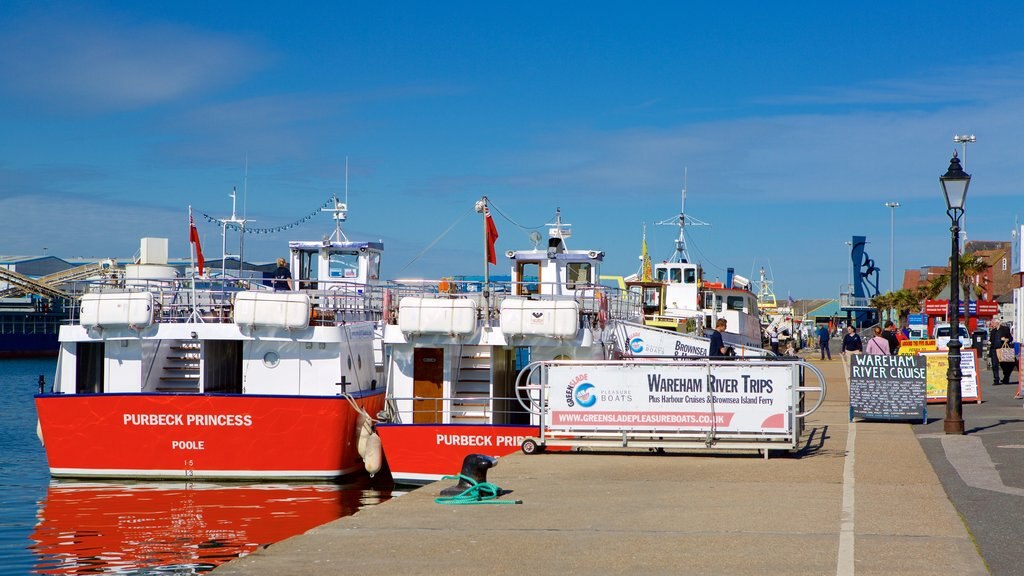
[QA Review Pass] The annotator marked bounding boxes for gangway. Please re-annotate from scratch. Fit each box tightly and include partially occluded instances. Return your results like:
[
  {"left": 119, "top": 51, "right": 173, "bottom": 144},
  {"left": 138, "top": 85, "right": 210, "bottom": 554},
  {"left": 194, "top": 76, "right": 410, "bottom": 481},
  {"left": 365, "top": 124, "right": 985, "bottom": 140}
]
[
  {"left": 515, "top": 357, "right": 826, "bottom": 458},
  {"left": 611, "top": 320, "right": 771, "bottom": 359}
]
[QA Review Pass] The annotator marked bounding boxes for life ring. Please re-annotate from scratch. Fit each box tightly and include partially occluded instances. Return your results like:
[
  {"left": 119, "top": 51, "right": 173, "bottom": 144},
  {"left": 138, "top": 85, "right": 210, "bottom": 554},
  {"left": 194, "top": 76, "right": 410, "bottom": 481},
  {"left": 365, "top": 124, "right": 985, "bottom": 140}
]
[{"left": 438, "top": 279, "right": 451, "bottom": 293}]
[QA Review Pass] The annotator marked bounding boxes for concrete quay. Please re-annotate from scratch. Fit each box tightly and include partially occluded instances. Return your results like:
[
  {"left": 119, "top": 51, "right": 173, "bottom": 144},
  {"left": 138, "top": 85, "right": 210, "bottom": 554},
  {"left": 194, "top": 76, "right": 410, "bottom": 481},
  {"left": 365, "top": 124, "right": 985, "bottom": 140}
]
[{"left": 214, "top": 358, "right": 990, "bottom": 576}]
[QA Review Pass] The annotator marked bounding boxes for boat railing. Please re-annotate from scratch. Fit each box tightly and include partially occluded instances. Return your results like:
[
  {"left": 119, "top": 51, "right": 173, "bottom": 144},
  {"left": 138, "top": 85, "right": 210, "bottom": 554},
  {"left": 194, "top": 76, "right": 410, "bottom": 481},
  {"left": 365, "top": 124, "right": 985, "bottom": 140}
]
[
  {"left": 380, "top": 279, "right": 642, "bottom": 326},
  {"left": 381, "top": 394, "right": 536, "bottom": 425},
  {"left": 62, "top": 277, "right": 394, "bottom": 326}
]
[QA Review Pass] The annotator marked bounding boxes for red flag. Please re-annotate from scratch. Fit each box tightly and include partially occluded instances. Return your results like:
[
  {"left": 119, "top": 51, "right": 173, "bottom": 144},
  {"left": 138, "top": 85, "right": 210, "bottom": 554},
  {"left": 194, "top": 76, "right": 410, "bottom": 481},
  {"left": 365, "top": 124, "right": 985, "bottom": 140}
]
[
  {"left": 485, "top": 207, "right": 499, "bottom": 265},
  {"left": 189, "top": 211, "right": 205, "bottom": 276}
]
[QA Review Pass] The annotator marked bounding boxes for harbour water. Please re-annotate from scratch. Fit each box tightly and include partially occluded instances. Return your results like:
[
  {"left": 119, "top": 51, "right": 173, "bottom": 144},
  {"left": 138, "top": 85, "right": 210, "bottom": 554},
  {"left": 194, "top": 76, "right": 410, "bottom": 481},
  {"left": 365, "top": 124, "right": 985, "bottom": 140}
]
[{"left": 0, "top": 359, "right": 394, "bottom": 574}]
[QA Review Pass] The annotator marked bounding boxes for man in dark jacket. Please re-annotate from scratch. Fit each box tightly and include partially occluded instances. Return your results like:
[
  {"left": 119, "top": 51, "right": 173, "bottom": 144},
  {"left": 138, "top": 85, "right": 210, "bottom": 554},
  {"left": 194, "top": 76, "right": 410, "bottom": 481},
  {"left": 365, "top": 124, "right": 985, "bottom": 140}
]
[{"left": 882, "top": 321, "right": 900, "bottom": 355}]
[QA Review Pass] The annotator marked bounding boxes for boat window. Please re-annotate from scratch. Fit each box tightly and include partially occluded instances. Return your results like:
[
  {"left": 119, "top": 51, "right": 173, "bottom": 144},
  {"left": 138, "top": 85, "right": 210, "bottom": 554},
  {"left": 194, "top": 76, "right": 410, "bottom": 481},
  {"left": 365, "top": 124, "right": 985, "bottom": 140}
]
[
  {"left": 367, "top": 252, "right": 380, "bottom": 280},
  {"left": 684, "top": 268, "right": 696, "bottom": 284},
  {"left": 517, "top": 261, "right": 541, "bottom": 295},
  {"left": 566, "top": 262, "right": 591, "bottom": 289},
  {"left": 297, "top": 250, "right": 318, "bottom": 289},
  {"left": 643, "top": 287, "right": 660, "bottom": 310},
  {"left": 726, "top": 296, "right": 746, "bottom": 311},
  {"left": 655, "top": 268, "right": 668, "bottom": 282},
  {"left": 329, "top": 252, "right": 360, "bottom": 279},
  {"left": 670, "top": 268, "right": 682, "bottom": 283}
]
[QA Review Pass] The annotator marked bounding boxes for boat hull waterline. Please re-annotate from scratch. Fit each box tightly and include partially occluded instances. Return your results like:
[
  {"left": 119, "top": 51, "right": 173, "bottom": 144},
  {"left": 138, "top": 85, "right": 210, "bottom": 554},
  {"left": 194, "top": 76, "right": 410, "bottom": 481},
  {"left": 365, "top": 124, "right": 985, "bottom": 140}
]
[{"left": 35, "top": 391, "right": 385, "bottom": 480}]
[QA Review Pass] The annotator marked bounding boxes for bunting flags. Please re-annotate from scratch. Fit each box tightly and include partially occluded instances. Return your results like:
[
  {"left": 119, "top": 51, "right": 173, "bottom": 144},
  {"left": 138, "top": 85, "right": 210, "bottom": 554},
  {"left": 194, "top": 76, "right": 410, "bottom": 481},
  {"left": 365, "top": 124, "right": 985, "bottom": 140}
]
[
  {"left": 189, "top": 208, "right": 205, "bottom": 276},
  {"left": 485, "top": 206, "right": 499, "bottom": 265}
]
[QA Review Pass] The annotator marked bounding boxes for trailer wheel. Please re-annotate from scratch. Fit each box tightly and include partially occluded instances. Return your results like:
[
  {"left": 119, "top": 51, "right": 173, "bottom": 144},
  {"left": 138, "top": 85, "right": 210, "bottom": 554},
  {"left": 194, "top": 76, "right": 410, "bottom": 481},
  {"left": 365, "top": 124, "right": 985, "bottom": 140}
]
[{"left": 521, "top": 438, "right": 543, "bottom": 454}]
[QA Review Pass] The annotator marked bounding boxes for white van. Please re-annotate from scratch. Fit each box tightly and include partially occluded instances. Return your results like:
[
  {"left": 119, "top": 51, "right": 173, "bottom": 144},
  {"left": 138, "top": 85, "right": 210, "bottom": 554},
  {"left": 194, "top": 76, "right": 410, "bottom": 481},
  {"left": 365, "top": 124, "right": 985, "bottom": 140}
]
[{"left": 933, "top": 323, "right": 971, "bottom": 351}]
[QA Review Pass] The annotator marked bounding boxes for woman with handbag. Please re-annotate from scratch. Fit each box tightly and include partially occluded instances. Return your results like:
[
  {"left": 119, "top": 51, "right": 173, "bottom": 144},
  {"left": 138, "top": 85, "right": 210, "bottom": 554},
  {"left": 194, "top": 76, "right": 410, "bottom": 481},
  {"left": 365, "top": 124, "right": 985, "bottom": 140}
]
[
  {"left": 989, "top": 319, "right": 1015, "bottom": 385},
  {"left": 864, "top": 326, "right": 890, "bottom": 355}
]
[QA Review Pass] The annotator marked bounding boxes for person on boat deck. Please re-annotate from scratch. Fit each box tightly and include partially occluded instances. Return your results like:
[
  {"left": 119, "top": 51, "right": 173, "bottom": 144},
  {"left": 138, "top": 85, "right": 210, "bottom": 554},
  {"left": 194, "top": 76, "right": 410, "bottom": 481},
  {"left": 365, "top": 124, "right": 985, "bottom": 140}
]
[
  {"left": 816, "top": 324, "right": 832, "bottom": 360},
  {"left": 708, "top": 318, "right": 728, "bottom": 358},
  {"left": 273, "top": 258, "right": 293, "bottom": 291},
  {"left": 864, "top": 326, "right": 891, "bottom": 355}
]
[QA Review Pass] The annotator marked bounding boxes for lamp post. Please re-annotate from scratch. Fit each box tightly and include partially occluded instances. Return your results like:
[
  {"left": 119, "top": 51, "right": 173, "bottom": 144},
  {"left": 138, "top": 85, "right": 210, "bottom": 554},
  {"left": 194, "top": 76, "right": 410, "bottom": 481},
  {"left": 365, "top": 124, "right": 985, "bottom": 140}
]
[{"left": 940, "top": 151, "right": 970, "bottom": 435}]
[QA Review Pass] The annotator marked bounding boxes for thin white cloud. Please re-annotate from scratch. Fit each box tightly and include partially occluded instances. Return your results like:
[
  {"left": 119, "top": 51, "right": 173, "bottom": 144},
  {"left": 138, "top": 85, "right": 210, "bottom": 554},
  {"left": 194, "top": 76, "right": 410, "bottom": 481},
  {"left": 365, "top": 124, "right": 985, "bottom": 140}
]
[
  {"left": 756, "top": 53, "right": 1024, "bottom": 107},
  {"left": 0, "top": 8, "right": 268, "bottom": 113}
]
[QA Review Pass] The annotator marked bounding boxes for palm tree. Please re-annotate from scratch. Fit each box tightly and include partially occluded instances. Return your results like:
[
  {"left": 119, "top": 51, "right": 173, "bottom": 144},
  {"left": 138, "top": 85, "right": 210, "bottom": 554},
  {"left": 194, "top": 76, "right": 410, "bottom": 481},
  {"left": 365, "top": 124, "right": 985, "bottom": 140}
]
[
  {"left": 870, "top": 292, "right": 895, "bottom": 324},
  {"left": 892, "top": 289, "right": 922, "bottom": 325},
  {"left": 958, "top": 253, "right": 990, "bottom": 301},
  {"left": 915, "top": 275, "right": 947, "bottom": 302}
]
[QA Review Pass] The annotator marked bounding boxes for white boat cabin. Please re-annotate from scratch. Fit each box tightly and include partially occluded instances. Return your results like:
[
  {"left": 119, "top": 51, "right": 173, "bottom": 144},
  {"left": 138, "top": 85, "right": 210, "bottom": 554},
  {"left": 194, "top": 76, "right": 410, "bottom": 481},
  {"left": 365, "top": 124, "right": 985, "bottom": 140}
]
[
  {"left": 289, "top": 240, "right": 383, "bottom": 290},
  {"left": 51, "top": 237, "right": 381, "bottom": 399},
  {"left": 652, "top": 262, "right": 700, "bottom": 317}
]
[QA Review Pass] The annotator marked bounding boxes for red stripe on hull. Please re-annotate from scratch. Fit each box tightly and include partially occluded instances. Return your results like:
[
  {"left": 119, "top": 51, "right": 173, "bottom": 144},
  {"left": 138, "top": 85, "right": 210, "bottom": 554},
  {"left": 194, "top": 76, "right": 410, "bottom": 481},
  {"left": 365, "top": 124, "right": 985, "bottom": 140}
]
[
  {"left": 375, "top": 423, "right": 540, "bottom": 483},
  {"left": 35, "top": 392, "right": 385, "bottom": 479}
]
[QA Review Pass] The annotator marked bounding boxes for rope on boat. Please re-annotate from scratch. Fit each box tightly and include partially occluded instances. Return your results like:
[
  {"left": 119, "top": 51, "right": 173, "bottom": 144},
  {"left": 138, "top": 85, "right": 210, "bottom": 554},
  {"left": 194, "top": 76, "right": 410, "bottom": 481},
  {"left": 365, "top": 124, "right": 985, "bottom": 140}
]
[{"left": 434, "top": 474, "right": 521, "bottom": 506}]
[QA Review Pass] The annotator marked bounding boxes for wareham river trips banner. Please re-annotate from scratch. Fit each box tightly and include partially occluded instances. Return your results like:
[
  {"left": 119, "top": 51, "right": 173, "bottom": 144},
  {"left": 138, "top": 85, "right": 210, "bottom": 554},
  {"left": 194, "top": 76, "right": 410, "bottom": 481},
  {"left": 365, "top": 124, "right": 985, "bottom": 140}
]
[
  {"left": 849, "top": 354, "right": 927, "bottom": 421},
  {"left": 545, "top": 363, "right": 794, "bottom": 434}
]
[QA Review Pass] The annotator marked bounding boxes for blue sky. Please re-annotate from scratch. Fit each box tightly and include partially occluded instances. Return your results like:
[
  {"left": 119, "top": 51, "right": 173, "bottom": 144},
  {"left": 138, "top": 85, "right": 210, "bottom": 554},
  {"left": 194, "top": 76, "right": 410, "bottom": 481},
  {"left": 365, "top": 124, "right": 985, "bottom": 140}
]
[{"left": 3, "top": 1, "right": 1024, "bottom": 298}]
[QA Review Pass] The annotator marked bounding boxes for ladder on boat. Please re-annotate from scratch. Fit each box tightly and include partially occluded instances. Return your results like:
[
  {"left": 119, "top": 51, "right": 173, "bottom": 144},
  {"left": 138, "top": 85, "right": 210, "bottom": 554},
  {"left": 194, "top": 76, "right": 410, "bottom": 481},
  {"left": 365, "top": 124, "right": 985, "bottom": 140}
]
[
  {"left": 157, "top": 341, "right": 201, "bottom": 392},
  {"left": 450, "top": 345, "right": 491, "bottom": 424}
]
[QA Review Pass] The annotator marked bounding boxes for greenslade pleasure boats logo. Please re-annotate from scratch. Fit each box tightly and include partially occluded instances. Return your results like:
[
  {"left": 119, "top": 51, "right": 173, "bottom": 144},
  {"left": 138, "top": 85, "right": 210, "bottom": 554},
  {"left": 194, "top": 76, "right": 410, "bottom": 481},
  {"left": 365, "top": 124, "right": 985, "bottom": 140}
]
[
  {"left": 565, "top": 373, "right": 597, "bottom": 407},
  {"left": 629, "top": 337, "right": 645, "bottom": 353}
]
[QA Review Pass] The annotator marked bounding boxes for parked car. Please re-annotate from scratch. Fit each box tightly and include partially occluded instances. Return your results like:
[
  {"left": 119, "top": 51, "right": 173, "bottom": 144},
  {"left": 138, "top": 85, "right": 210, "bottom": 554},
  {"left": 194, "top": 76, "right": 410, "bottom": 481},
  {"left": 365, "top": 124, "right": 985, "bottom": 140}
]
[{"left": 933, "top": 323, "right": 971, "bottom": 351}]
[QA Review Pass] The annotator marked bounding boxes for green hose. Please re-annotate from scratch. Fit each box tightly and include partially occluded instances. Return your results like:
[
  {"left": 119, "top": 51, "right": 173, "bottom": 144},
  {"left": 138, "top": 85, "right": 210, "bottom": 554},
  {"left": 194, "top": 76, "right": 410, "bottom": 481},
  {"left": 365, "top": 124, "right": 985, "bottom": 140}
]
[{"left": 434, "top": 474, "right": 521, "bottom": 505}]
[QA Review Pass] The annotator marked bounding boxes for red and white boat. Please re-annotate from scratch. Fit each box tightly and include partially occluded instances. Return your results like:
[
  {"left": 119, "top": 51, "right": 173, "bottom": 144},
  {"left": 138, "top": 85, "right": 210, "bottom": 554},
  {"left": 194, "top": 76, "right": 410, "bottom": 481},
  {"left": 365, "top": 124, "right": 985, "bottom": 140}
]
[
  {"left": 375, "top": 206, "right": 643, "bottom": 484},
  {"left": 35, "top": 196, "right": 387, "bottom": 480}
]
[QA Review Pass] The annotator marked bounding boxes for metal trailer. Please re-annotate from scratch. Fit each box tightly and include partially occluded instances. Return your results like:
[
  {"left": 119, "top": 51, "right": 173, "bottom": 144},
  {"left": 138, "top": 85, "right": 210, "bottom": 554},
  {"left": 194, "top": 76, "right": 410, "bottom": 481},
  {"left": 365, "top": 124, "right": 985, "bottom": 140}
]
[{"left": 515, "top": 358, "right": 826, "bottom": 458}]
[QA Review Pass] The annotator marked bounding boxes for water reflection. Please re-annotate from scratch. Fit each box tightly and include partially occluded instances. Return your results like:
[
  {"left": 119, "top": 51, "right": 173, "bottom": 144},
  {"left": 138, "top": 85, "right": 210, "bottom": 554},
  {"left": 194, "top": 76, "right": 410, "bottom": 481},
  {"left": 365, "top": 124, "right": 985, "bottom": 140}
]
[{"left": 30, "top": 479, "right": 394, "bottom": 575}]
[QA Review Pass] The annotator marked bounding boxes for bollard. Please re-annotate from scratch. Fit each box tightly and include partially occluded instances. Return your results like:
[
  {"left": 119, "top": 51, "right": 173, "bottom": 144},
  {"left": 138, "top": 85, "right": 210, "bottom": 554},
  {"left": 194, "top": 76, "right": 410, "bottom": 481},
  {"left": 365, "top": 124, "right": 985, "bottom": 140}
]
[{"left": 439, "top": 453, "right": 498, "bottom": 496}]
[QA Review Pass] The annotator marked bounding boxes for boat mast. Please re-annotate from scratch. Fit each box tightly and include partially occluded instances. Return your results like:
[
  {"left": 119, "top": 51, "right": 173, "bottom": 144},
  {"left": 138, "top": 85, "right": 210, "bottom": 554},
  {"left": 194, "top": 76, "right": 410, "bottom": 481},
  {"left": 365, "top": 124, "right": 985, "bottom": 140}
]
[
  {"left": 325, "top": 159, "right": 349, "bottom": 242},
  {"left": 220, "top": 186, "right": 247, "bottom": 279},
  {"left": 656, "top": 168, "right": 709, "bottom": 264}
]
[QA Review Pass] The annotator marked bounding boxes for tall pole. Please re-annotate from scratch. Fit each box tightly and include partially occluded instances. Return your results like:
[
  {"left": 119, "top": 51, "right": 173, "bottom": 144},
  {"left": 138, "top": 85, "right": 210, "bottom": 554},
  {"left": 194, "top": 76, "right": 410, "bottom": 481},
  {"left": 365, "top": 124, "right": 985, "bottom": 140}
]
[
  {"left": 940, "top": 150, "right": 969, "bottom": 436},
  {"left": 954, "top": 135, "right": 975, "bottom": 243},
  {"left": 884, "top": 202, "right": 900, "bottom": 294},
  {"left": 945, "top": 211, "right": 964, "bottom": 434}
]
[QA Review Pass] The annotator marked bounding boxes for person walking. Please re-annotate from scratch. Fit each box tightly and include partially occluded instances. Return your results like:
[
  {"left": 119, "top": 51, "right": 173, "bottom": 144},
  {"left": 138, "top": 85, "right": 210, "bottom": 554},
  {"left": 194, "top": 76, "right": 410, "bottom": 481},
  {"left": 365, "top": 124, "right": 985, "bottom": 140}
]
[
  {"left": 989, "top": 319, "right": 1015, "bottom": 384},
  {"left": 842, "top": 326, "right": 863, "bottom": 356},
  {"left": 882, "top": 321, "right": 900, "bottom": 355},
  {"left": 817, "top": 324, "right": 832, "bottom": 360},
  {"left": 708, "top": 318, "right": 728, "bottom": 358},
  {"left": 864, "top": 326, "right": 891, "bottom": 355},
  {"left": 769, "top": 328, "right": 780, "bottom": 356}
]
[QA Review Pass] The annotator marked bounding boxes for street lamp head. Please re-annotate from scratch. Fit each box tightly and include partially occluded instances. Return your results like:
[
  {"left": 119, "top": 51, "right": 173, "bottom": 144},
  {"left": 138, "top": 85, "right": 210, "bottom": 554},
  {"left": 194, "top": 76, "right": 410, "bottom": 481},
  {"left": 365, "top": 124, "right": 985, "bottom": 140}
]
[
  {"left": 940, "top": 151, "right": 970, "bottom": 212},
  {"left": 884, "top": 201, "right": 900, "bottom": 209}
]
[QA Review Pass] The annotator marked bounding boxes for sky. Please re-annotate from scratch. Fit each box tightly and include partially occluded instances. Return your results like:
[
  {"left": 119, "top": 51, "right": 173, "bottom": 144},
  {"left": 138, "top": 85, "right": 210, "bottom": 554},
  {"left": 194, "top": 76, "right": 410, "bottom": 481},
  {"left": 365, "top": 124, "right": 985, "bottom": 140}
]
[{"left": 3, "top": 1, "right": 1024, "bottom": 299}]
